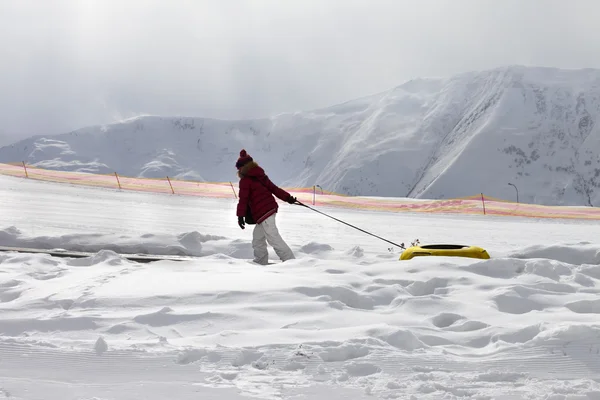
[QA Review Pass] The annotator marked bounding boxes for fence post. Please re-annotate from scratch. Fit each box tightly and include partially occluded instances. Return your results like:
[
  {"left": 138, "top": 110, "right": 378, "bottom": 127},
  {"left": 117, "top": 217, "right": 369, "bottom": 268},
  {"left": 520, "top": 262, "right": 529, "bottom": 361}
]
[
  {"left": 229, "top": 181, "right": 237, "bottom": 199},
  {"left": 22, "top": 161, "right": 28, "bottom": 178},
  {"left": 114, "top": 172, "right": 122, "bottom": 189},
  {"left": 481, "top": 193, "right": 486, "bottom": 215},
  {"left": 166, "top": 176, "right": 175, "bottom": 194}
]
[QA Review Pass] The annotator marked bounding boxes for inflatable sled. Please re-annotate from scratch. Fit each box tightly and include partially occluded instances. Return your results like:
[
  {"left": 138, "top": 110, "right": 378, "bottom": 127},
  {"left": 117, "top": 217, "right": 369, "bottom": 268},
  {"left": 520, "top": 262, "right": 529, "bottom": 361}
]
[{"left": 400, "top": 244, "right": 490, "bottom": 261}]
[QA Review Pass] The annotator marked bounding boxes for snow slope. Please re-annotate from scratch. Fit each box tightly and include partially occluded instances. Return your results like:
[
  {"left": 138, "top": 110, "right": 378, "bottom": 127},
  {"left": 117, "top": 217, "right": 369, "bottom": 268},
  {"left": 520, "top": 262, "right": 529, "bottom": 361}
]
[
  {"left": 2, "top": 175, "right": 600, "bottom": 399},
  {"left": 2, "top": 65, "right": 600, "bottom": 206}
]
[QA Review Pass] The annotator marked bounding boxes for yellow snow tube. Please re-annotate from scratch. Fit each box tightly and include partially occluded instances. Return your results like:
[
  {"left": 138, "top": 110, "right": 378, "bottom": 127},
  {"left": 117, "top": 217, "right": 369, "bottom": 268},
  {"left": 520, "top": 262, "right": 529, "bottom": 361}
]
[{"left": 400, "top": 244, "right": 490, "bottom": 261}]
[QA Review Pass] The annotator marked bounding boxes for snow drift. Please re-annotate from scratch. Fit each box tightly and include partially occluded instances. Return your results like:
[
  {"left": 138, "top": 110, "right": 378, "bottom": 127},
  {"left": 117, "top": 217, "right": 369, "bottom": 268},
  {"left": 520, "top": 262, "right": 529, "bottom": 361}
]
[{"left": 2, "top": 174, "right": 600, "bottom": 398}]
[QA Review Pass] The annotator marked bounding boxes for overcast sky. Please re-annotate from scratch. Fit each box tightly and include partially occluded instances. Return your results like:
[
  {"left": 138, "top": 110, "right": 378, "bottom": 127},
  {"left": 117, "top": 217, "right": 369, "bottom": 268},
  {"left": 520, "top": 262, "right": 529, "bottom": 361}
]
[{"left": 1, "top": 0, "right": 599, "bottom": 139}]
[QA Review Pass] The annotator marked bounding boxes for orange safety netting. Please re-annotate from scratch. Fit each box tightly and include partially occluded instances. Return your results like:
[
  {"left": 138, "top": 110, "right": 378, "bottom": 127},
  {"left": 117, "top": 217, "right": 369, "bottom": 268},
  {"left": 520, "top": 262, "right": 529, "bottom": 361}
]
[{"left": 2, "top": 162, "right": 599, "bottom": 220}]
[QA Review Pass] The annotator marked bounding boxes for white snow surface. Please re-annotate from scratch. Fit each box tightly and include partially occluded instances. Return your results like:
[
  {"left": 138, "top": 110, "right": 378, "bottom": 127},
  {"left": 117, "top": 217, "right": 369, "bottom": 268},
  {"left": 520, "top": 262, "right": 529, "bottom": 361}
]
[
  {"left": 2, "top": 175, "right": 600, "bottom": 399},
  {"left": 2, "top": 65, "right": 600, "bottom": 206}
]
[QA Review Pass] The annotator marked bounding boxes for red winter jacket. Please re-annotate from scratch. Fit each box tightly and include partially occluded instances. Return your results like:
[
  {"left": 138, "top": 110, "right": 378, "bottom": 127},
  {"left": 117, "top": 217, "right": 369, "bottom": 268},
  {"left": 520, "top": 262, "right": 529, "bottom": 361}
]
[{"left": 236, "top": 161, "right": 292, "bottom": 224}]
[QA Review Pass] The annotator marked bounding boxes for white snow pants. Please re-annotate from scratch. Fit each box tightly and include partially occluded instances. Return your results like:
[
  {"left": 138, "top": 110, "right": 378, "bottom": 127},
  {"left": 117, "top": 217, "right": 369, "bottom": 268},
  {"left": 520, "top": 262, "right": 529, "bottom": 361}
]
[{"left": 252, "top": 213, "right": 295, "bottom": 265}]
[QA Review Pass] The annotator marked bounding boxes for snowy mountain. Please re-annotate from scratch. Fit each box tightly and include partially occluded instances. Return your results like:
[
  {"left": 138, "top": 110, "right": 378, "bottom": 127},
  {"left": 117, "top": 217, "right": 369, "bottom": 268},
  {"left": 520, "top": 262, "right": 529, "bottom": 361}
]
[{"left": 2, "top": 65, "right": 600, "bottom": 206}]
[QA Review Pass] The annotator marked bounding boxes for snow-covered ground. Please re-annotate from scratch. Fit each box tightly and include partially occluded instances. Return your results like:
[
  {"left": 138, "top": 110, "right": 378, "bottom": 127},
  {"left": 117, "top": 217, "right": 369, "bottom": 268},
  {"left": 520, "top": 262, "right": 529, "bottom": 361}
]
[{"left": 1, "top": 174, "right": 600, "bottom": 399}]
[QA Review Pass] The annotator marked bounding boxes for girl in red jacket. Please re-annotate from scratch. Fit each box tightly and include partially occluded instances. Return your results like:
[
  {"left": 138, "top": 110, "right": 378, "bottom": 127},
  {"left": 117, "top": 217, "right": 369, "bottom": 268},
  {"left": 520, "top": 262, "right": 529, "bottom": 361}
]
[{"left": 235, "top": 149, "right": 297, "bottom": 264}]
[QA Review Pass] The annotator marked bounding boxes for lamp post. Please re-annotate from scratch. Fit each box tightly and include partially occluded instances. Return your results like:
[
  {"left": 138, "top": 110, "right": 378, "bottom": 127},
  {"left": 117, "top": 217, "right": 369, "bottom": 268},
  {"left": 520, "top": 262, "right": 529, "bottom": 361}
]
[
  {"left": 508, "top": 182, "right": 519, "bottom": 203},
  {"left": 313, "top": 185, "right": 324, "bottom": 205}
]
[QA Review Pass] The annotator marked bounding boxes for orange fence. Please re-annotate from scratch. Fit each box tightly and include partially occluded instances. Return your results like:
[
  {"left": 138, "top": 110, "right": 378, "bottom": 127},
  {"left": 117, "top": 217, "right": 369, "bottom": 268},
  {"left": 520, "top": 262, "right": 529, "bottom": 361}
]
[{"left": 2, "top": 162, "right": 600, "bottom": 220}]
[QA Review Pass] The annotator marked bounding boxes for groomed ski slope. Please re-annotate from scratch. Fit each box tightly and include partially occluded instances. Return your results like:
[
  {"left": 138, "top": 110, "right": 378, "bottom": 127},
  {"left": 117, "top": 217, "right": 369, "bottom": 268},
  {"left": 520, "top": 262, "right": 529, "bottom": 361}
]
[{"left": 1, "top": 175, "right": 600, "bottom": 399}]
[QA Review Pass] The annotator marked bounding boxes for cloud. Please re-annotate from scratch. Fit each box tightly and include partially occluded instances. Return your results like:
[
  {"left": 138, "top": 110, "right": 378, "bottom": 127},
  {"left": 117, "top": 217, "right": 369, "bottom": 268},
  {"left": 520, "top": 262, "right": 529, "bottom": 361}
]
[{"left": 1, "top": 0, "right": 599, "bottom": 138}]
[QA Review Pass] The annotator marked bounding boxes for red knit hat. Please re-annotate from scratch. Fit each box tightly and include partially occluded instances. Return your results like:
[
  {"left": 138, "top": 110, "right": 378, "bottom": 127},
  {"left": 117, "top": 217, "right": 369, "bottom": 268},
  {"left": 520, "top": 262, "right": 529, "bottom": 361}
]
[{"left": 235, "top": 149, "right": 253, "bottom": 169}]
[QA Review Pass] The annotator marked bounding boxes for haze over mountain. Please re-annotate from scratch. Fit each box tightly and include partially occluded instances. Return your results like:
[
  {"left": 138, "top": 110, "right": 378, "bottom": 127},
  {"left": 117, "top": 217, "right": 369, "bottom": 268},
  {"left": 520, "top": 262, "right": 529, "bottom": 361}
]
[{"left": 1, "top": 65, "right": 599, "bottom": 206}]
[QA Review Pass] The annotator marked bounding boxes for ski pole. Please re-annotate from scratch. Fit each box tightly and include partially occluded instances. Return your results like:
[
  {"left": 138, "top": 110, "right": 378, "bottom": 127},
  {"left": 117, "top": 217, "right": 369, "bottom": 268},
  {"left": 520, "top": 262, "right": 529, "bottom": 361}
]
[{"left": 294, "top": 200, "right": 405, "bottom": 249}]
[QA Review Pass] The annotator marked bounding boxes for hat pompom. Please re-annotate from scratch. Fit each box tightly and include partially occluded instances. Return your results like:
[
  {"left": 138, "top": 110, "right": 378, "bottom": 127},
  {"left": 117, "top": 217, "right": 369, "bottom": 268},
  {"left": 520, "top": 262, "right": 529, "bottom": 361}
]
[{"left": 235, "top": 148, "right": 253, "bottom": 169}]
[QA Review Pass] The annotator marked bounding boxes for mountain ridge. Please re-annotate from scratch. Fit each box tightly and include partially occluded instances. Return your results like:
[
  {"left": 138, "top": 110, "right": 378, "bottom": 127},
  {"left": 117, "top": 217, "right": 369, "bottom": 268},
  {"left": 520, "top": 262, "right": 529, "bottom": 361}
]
[{"left": 1, "top": 65, "right": 600, "bottom": 206}]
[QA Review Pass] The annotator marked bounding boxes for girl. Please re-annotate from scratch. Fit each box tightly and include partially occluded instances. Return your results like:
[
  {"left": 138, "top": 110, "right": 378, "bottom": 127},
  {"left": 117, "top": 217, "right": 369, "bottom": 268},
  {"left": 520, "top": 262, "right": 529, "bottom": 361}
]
[{"left": 235, "top": 149, "right": 297, "bottom": 264}]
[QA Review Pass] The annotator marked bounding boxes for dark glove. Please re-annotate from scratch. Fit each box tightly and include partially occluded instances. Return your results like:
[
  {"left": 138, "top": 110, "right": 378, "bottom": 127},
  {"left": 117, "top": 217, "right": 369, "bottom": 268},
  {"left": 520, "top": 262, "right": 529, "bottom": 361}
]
[
  {"left": 238, "top": 216, "right": 245, "bottom": 229},
  {"left": 287, "top": 196, "right": 297, "bottom": 204}
]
